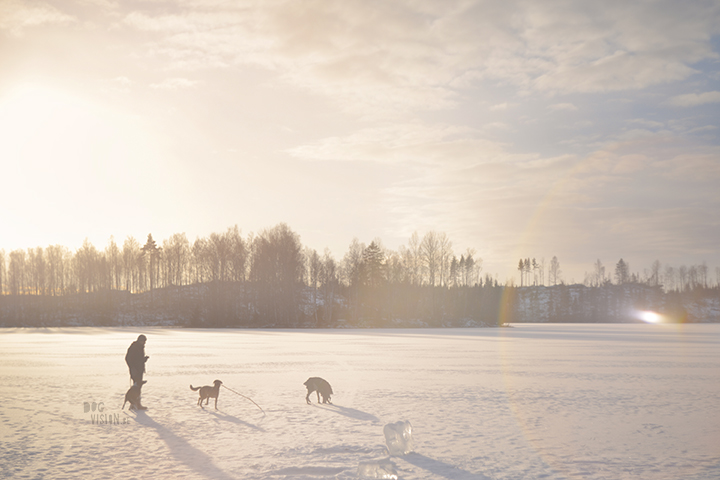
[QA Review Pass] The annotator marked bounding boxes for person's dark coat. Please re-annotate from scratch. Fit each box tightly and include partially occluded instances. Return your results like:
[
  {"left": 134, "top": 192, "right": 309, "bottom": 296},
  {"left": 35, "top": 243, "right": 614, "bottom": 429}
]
[{"left": 125, "top": 335, "right": 148, "bottom": 385}]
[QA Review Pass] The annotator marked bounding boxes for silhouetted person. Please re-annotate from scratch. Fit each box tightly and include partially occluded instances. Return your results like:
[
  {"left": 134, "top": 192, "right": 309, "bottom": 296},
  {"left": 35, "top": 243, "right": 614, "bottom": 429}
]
[{"left": 125, "top": 334, "right": 149, "bottom": 386}]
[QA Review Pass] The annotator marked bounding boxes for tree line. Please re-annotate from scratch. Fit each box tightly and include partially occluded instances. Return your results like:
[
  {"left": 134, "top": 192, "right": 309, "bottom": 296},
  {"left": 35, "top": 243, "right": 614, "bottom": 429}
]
[
  {"left": 0, "top": 226, "right": 483, "bottom": 296},
  {"left": 0, "top": 224, "right": 487, "bottom": 327},
  {"left": 517, "top": 256, "right": 718, "bottom": 292},
  {"left": 1, "top": 223, "right": 718, "bottom": 327}
]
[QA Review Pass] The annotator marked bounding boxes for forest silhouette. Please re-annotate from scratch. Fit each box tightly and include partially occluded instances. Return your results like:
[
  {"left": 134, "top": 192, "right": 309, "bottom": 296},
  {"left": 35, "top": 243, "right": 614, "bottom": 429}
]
[{"left": 0, "top": 223, "right": 717, "bottom": 327}]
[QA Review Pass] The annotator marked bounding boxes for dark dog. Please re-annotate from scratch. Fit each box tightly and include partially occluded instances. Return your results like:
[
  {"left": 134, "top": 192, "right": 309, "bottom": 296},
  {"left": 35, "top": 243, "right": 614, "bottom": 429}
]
[
  {"left": 190, "top": 380, "right": 222, "bottom": 409},
  {"left": 122, "top": 383, "right": 146, "bottom": 410},
  {"left": 304, "top": 377, "right": 333, "bottom": 404}
]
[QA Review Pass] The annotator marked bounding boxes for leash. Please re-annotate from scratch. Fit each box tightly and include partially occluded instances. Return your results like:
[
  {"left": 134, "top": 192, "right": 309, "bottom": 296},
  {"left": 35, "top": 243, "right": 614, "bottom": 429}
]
[{"left": 222, "top": 385, "right": 265, "bottom": 414}]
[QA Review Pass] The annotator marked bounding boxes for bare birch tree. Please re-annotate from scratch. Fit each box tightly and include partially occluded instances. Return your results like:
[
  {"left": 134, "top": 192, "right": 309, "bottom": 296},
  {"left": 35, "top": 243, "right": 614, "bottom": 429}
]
[
  {"left": 420, "top": 231, "right": 441, "bottom": 286},
  {"left": 0, "top": 249, "right": 5, "bottom": 295},
  {"left": 122, "top": 236, "right": 141, "bottom": 293},
  {"left": 8, "top": 249, "right": 26, "bottom": 295},
  {"left": 549, "top": 256, "right": 562, "bottom": 286},
  {"left": 163, "top": 233, "right": 191, "bottom": 286},
  {"left": 105, "top": 237, "right": 121, "bottom": 290}
]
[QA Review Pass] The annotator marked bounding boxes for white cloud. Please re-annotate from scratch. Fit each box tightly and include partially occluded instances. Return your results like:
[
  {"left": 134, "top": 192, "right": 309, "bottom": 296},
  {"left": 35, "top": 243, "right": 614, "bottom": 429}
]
[
  {"left": 611, "top": 154, "right": 651, "bottom": 175},
  {"left": 658, "top": 151, "right": 720, "bottom": 181},
  {"left": 549, "top": 103, "right": 578, "bottom": 111},
  {"left": 685, "top": 125, "right": 718, "bottom": 134},
  {"left": 119, "top": 1, "right": 720, "bottom": 114},
  {"left": 484, "top": 121, "right": 511, "bottom": 130},
  {"left": 627, "top": 118, "right": 664, "bottom": 129},
  {"left": 123, "top": 11, "right": 236, "bottom": 33},
  {"left": 574, "top": 131, "right": 720, "bottom": 183},
  {"left": 112, "top": 76, "right": 132, "bottom": 86},
  {"left": 0, "top": 0, "right": 74, "bottom": 36},
  {"left": 6, "top": 0, "right": 719, "bottom": 281},
  {"left": 286, "top": 123, "right": 529, "bottom": 168},
  {"left": 149, "top": 78, "right": 198, "bottom": 89},
  {"left": 668, "top": 91, "right": 720, "bottom": 107},
  {"left": 99, "top": 76, "right": 133, "bottom": 94}
]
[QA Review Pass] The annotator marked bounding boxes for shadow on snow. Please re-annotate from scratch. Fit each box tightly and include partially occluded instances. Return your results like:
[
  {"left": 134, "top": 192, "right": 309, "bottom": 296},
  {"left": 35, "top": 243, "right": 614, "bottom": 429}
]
[
  {"left": 314, "top": 403, "right": 381, "bottom": 423},
  {"left": 130, "top": 411, "right": 238, "bottom": 480},
  {"left": 401, "top": 452, "right": 492, "bottom": 480},
  {"left": 205, "top": 409, "right": 265, "bottom": 432}
]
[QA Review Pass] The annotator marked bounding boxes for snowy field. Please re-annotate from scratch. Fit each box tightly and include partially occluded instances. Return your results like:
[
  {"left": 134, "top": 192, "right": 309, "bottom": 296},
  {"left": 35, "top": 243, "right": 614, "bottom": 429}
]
[{"left": 1, "top": 325, "right": 719, "bottom": 480}]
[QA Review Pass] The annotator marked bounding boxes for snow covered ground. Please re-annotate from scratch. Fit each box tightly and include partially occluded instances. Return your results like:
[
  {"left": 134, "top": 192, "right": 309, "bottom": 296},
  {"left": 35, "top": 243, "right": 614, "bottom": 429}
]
[{"left": 1, "top": 325, "right": 719, "bottom": 480}]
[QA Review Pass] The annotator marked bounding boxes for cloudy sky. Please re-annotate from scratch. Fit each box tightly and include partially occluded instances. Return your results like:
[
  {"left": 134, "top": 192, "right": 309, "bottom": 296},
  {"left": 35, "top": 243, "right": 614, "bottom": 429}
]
[{"left": 1, "top": 0, "right": 719, "bottom": 283}]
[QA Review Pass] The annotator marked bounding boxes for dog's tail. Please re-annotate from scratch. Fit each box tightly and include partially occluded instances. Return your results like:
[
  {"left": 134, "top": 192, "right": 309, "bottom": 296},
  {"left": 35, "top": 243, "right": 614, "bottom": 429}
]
[
  {"left": 190, "top": 385, "right": 200, "bottom": 391},
  {"left": 122, "top": 398, "right": 127, "bottom": 410}
]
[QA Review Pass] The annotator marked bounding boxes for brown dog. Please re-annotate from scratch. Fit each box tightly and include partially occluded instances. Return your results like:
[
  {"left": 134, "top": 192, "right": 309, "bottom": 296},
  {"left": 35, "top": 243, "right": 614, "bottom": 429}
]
[
  {"left": 190, "top": 380, "right": 223, "bottom": 409},
  {"left": 122, "top": 383, "right": 147, "bottom": 410},
  {"left": 304, "top": 377, "right": 333, "bottom": 404}
]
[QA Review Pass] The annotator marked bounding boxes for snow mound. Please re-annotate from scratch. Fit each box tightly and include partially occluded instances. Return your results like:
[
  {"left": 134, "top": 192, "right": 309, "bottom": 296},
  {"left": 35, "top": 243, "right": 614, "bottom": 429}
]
[
  {"left": 358, "top": 459, "right": 398, "bottom": 479},
  {"left": 383, "top": 420, "right": 414, "bottom": 456}
]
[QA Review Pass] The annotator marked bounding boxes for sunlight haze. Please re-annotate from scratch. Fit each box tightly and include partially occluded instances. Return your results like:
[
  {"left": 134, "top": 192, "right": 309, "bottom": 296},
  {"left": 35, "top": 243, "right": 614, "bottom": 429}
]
[{"left": 1, "top": 0, "right": 719, "bottom": 283}]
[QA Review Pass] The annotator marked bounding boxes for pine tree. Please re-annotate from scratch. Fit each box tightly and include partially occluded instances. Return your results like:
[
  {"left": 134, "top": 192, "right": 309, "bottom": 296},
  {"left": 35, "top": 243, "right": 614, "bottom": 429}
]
[
  {"left": 615, "top": 258, "right": 629, "bottom": 285},
  {"left": 518, "top": 259, "right": 525, "bottom": 286},
  {"left": 362, "top": 241, "right": 385, "bottom": 287},
  {"left": 549, "top": 256, "right": 561, "bottom": 285},
  {"left": 142, "top": 234, "right": 161, "bottom": 292}
]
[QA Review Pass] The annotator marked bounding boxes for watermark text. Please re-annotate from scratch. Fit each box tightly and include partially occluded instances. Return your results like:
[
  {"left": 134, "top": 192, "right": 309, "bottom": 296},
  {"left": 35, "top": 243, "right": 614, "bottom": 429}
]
[{"left": 83, "top": 401, "right": 130, "bottom": 425}]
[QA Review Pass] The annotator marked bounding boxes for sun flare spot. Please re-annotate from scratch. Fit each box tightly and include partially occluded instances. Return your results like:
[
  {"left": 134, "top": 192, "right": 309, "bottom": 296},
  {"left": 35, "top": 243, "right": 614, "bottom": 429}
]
[
  {"left": 637, "top": 310, "right": 662, "bottom": 324},
  {"left": 0, "top": 84, "right": 107, "bottom": 166}
]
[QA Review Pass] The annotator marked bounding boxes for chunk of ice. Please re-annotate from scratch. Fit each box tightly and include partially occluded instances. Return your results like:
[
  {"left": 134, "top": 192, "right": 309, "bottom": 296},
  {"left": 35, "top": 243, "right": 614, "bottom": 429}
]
[
  {"left": 357, "top": 459, "right": 398, "bottom": 479},
  {"left": 383, "top": 420, "right": 414, "bottom": 456}
]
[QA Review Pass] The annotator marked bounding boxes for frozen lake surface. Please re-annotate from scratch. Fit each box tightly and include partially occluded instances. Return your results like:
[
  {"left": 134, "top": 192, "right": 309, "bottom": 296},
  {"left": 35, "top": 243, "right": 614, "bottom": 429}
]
[{"left": 1, "top": 324, "right": 719, "bottom": 479}]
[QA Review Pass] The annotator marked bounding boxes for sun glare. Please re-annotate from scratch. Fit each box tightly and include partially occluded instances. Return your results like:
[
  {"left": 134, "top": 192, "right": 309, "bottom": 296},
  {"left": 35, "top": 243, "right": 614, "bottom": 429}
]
[
  {"left": 0, "top": 83, "right": 175, "bottom": 250},
  {"left": 637, "top": 310, "right": 663, "bottom": 324},
  {"left": 0, "top": 85, "right": 102, "bottom": 159},
  {"left": 0, "top": 83, "right": 161, "bottom": 177}
]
